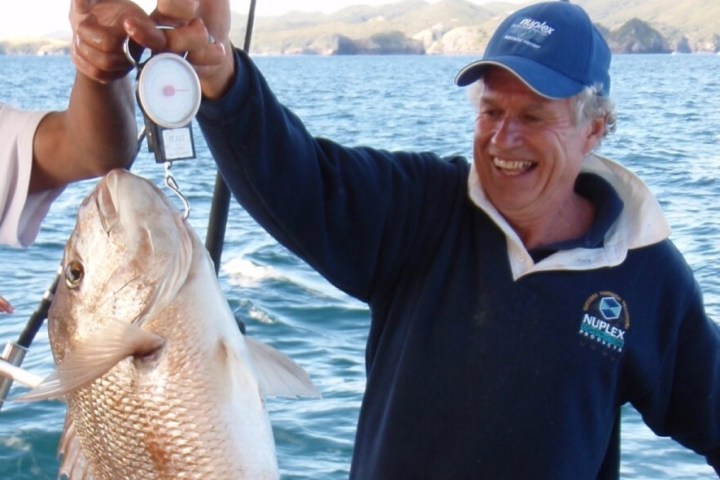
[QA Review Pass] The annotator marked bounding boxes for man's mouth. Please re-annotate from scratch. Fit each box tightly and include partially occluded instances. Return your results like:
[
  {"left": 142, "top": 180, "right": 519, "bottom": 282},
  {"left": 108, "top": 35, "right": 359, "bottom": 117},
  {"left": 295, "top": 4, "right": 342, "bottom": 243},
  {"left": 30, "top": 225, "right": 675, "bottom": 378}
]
[{"left": 492, "top": 157, "right": 536, "bottom": 175}]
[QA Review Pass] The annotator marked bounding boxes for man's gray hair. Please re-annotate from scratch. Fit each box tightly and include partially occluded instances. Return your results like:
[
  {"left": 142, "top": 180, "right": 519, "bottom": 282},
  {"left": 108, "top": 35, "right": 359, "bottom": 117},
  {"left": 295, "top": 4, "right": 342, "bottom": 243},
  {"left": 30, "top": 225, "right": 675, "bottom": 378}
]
[{"left": 575, "top": 84, "right": 617, "bottom": 139}]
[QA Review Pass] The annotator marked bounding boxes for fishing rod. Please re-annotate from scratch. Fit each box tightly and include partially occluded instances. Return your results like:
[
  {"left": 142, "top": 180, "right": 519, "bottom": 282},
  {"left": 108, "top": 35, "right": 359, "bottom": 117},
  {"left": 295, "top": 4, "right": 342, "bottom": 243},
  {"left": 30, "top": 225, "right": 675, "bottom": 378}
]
[{"left": 205, "top": 0, "right": 258, "bottom": 274}]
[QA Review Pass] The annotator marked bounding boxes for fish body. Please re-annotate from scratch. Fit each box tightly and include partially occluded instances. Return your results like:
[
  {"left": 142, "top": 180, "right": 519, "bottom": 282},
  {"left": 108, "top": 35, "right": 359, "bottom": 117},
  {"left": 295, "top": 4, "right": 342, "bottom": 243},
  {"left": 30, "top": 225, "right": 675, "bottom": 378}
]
[{"left": 23, "top": 169, "right": 318, "bottom": 479}]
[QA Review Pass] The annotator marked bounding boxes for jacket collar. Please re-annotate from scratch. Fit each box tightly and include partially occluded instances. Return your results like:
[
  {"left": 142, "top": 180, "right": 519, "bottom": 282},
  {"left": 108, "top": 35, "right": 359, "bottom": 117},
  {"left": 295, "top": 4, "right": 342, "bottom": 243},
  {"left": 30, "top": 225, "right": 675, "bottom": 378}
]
[{"left": 467, "top": 154, "right": 671, "bottom": 280}]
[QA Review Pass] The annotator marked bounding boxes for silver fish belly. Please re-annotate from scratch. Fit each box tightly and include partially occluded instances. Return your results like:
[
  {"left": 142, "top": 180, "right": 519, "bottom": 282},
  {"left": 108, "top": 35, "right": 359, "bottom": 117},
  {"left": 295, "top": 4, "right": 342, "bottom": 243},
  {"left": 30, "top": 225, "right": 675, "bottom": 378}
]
[{"left": 21, "top": 169, "right": 319, "bottom": 479}]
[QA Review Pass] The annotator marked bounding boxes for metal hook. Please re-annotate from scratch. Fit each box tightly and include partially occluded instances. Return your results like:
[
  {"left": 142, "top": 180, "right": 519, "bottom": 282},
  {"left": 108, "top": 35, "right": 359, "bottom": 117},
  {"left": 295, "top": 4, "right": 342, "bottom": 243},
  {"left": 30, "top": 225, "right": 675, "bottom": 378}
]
[
  {"left": 164, "top": 162, "right": 190, "bottom": 219},
  {"left": 123, "top": 25, "right": 190, "bottom": 68}
]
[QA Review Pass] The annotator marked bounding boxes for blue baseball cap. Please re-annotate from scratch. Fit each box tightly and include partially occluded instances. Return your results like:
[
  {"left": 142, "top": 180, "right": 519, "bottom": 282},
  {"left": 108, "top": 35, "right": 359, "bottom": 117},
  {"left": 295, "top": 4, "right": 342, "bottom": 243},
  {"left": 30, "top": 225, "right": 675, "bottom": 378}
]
[{"left": 455, "top": 1, "right": 611, "bottom": 98}]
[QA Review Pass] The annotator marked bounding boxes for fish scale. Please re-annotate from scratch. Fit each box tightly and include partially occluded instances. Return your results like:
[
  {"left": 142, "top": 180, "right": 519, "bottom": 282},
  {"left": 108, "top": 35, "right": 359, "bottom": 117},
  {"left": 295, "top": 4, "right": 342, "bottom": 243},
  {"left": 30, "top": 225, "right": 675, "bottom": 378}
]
[{"left": 59, "top": 282, "right": 268, "bottom": 478}]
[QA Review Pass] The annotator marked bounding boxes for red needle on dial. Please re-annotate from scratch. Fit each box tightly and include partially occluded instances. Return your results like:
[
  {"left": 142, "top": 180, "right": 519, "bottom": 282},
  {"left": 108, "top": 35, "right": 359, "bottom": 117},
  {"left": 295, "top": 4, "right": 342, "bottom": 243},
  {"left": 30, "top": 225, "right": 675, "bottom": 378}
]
[{"left": 162, "top": 85, "right": 189, "bottom": 96}]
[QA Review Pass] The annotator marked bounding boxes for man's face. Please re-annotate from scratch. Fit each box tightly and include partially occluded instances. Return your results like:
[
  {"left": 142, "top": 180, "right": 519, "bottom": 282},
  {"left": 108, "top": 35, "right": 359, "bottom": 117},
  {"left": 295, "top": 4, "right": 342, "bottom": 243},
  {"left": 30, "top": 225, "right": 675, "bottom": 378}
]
[{"left": 473, "top": 67, "right": 603, "bottom": 224}]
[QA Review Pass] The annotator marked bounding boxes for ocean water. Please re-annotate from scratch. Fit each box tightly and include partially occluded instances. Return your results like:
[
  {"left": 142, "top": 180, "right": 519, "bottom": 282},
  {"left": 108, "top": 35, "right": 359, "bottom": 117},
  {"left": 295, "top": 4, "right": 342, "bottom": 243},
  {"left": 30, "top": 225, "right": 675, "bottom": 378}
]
[{"left": 0, "top": 52, "right": 719, "bottom": 479}]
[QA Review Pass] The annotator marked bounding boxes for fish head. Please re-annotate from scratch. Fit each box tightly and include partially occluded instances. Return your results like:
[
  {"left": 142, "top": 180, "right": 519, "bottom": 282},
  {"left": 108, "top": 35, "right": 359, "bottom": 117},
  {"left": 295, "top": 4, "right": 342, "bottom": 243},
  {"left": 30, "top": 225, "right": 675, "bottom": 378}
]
[{"left": 49, "top": 168, "right": 193, "bottom": 362}]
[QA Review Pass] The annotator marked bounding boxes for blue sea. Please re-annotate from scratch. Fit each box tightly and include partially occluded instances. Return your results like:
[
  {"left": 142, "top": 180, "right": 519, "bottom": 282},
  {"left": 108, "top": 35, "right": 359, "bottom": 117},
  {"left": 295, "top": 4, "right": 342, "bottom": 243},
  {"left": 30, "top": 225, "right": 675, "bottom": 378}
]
[{"left": 1, "top": 52, "right": 719, "bottom": 479}]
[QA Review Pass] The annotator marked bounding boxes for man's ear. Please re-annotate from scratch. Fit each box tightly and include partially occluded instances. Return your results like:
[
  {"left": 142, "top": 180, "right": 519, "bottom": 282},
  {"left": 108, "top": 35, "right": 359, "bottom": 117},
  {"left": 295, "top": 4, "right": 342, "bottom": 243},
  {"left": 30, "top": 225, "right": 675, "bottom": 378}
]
[{"left": 583, "top": 116, "right": 606, "bottom": 154}]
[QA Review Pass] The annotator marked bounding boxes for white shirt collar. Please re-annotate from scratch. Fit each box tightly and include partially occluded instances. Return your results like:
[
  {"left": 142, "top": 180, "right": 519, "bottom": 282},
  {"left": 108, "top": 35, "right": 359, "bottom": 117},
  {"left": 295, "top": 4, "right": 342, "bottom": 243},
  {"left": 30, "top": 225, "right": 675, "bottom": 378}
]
[{"left": 467, "top": 154, "right": 671, "bottom": 280}]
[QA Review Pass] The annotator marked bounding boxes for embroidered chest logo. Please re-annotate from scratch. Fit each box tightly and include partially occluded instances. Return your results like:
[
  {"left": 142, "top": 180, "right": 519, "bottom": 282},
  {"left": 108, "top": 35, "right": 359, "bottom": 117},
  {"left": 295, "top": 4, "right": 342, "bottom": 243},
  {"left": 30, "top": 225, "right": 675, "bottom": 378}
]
[{"left": 579, "top": 292, "right": 630, "bottom": 355}]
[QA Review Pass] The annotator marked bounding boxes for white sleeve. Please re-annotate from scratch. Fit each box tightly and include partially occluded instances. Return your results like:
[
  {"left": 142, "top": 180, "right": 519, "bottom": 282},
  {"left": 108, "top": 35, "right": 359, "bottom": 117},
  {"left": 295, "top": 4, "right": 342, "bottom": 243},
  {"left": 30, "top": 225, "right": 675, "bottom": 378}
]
[{"left": 0, "top": 103, "right": 65, "bottom": 248}]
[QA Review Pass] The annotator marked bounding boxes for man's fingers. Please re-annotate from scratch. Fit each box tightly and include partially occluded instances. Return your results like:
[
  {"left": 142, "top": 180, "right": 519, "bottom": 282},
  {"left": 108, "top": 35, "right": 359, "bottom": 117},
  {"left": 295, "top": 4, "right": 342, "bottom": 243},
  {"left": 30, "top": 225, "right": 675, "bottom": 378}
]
[
  {"left": 75, "top": 20, "right": 121, "bottom": 52},
  {"left": 71, "top": 0, "right": 98, "bottom": 16},
  {"left": 161, "top": 18, "right": 211, "bottom": 55},
  {"left": 124, "top": 16, "right": 168, "bottom": 53},
  {"left": 154, "top": 0, "right": 200, "bottom": 24},
  {"left": 73, "top": 41, "right": 132, "bottom": 83},
  {"left": 186, "top": 41, "right": 227, "bottom": 68}
]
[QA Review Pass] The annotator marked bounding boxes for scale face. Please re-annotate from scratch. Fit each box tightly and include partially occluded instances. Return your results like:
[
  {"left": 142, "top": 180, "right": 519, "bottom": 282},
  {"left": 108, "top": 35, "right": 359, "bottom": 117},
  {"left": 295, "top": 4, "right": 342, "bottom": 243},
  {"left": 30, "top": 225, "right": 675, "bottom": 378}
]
[{"left": 136, "top": 53, "right": 202, "bottom": 129}]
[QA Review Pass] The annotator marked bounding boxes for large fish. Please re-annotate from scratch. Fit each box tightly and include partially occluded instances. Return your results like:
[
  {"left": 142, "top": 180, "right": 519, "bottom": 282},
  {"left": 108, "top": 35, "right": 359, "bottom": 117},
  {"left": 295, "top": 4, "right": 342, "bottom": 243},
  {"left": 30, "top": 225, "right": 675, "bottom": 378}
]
[{"left": 21, "top": 168, "right": 319, "bottom": 479}]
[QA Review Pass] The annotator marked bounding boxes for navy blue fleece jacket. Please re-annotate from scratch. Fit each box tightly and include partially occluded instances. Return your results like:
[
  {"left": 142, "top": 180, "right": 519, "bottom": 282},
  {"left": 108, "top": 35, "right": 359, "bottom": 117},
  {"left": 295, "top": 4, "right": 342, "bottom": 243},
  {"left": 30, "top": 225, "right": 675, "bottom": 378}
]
[{"left": 197, "top": 49, "right": 720, "bottom": 479}]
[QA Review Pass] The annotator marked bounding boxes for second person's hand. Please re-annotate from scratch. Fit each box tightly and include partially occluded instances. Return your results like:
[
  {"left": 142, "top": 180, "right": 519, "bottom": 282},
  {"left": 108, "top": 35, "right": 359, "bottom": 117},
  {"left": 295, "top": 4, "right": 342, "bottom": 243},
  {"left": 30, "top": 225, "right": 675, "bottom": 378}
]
[
  {"left": 0, "top": 295, "right": 14, "bottom": 314},
  {"left": 71, "top": 0, "right": 166, "bottom": 84}
]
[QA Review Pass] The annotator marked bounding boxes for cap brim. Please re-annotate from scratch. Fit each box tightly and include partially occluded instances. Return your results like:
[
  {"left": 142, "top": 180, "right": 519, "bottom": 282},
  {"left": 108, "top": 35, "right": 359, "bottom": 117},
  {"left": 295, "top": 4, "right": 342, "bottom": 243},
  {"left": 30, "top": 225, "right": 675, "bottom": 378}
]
[{"left": 454, "top": 57, "right": 586, "bottom": 100}]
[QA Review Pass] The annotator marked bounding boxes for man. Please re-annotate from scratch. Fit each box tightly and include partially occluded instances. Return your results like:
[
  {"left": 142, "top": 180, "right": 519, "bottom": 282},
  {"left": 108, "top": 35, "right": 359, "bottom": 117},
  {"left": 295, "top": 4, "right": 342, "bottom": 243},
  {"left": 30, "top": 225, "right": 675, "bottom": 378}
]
[
  {"left": 0, "top": 0, "right": 169, "bottom": 313},
  {"left": 126, "top": 0, "right": 720, "bottom": 477}
]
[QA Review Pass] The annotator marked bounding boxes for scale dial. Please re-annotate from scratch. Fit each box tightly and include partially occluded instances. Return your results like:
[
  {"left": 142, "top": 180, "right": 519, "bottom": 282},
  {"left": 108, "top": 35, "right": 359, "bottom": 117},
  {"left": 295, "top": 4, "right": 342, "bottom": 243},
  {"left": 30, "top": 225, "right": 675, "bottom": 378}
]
[{"left": 137, "top": 53, "right": 201, "bottom": 129}]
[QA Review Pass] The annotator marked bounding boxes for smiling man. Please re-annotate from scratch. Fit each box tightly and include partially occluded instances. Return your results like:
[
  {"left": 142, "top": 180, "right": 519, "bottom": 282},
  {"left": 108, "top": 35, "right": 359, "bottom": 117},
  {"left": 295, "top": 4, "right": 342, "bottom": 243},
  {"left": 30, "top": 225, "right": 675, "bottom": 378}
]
[
  {"left": 105, "top": 0, "right": 720, "bottom": 477},
  {"left": 456, "top": 0, "right": 614, "bottom": 256}
]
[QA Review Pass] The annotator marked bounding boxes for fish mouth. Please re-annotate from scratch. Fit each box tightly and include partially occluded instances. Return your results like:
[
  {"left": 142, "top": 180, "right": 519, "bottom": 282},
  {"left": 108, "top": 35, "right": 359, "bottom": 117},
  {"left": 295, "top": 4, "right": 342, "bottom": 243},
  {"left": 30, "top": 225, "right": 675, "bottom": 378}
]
[{"left": 492, "top": 157, "right": 536, "bottom": 176}]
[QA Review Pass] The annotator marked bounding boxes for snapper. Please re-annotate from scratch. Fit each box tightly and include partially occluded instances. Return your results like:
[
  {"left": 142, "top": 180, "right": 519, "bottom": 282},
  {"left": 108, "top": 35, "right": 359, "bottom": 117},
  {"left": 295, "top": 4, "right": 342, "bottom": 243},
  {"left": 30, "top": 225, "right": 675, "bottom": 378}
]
[{"left": 21, "top": 168, "right": 319, "bottom": 479}]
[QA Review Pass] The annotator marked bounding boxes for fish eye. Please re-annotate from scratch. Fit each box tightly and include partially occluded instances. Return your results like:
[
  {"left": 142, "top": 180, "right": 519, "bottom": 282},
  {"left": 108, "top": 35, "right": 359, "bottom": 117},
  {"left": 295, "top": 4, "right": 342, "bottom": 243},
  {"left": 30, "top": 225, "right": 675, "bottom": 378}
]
[{"left": 64, "top": 260, "right": 84, "bottom": 289}]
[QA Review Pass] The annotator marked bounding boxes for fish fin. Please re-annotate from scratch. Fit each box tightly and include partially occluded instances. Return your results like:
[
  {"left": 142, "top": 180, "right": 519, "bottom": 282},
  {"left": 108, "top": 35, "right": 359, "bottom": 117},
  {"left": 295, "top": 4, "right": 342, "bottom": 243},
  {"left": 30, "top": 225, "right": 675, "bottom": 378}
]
[
  {"left": 58, "top": 413, "right": 96, "bottom": 480},
  {"left": 16, "top": 319, "right": 164, "bottom": 402},
  {"left": 245, "top": 336, "right": 321, "bottom": 399}
]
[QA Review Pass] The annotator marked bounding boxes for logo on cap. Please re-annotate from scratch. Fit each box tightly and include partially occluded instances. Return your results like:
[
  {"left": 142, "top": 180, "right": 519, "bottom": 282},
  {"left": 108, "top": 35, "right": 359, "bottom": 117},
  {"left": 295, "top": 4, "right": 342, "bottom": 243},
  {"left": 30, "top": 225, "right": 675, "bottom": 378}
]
[
  {"left": 504, "top": 17, "right": 555, "bottom": 49},
  {"left": 454, "top": 2, "right": 612, "bottom": 97}
]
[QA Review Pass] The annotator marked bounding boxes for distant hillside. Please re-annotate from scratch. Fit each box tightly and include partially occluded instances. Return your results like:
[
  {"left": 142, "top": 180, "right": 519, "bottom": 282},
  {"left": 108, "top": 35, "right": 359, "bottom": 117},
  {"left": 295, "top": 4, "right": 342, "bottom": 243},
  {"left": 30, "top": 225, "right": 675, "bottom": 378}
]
[
  {"left": 575, "top": 0, "right": 720, "bottom": 52},
  {"left": 0, "top": 38, "right": 69, "bottom": 56},
  {"left": 2, "top": 0, "right": 718, "bottom": 56},
  {"left": 229, "top": 0, "right": 719, "bottom": 54}
]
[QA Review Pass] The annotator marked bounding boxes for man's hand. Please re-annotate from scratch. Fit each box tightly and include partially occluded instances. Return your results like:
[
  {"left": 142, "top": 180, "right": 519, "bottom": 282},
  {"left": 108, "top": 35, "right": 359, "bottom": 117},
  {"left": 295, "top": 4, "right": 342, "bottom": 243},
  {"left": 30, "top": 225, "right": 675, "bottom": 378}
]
[{"left": 71, "top": 0, "right": 166, "bottom": 83}]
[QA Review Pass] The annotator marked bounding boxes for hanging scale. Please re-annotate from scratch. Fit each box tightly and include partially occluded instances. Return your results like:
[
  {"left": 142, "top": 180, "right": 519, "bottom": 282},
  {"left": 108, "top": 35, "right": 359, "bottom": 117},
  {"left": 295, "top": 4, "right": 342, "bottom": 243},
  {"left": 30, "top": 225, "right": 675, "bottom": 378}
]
[
  {"left": 124, "top": 29, "right": 201, "bottom": 164},
  {"left": 124, "top": 28, "right": 199, "bottom": 218}
]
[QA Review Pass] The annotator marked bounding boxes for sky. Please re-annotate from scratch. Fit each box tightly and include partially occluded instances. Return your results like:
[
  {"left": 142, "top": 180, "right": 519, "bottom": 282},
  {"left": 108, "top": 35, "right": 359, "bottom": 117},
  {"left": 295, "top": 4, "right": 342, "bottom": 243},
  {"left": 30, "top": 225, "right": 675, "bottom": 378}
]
[{"left": 0, "top": 0, "right": 488, "bottom": 40}]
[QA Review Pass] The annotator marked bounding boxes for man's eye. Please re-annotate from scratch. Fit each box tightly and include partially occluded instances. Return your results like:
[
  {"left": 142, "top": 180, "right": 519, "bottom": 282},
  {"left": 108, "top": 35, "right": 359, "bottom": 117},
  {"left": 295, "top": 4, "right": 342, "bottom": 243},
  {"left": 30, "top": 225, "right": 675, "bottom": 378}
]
[
  {"left": 479, "top": 109, "right": 501, "bottom": 120},
  {"left": 522, "top": 114, "right": 544, "bottom": 125}
]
